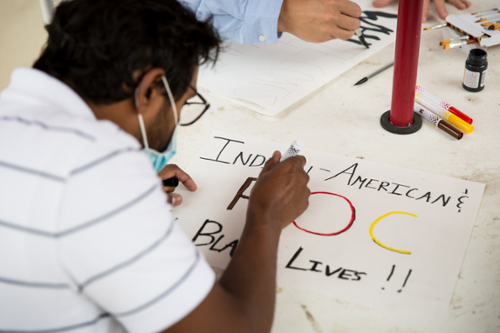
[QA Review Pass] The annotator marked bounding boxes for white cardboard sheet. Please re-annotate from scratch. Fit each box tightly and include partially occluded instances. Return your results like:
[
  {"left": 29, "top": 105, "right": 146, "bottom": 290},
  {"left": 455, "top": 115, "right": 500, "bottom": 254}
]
[
  {"left": 174, "top": 131, "right": 485, "bottom": 319},
  {"left": 198, "top": 0, "right": 398, "bottom": 115}
]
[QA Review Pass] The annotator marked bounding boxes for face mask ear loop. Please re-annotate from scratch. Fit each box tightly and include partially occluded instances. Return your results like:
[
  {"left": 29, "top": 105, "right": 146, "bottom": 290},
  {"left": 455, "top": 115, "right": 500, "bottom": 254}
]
[
  {"left": 161, "top": 76, "right": 178, "bottom": 125},
  {"left": 137, "top": 113, "right": 150, "bottom": 150},
  {"left": 135, "top": 82, "right": 150, "bottom": 150},
  {"left": 134, "top": 84, "right": 140, "bottom": 109}
]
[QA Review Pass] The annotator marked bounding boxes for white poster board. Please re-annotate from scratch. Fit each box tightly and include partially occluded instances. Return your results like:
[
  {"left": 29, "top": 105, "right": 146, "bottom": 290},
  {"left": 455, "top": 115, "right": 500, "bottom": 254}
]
[
  {"left": 174, "top": 132, "right": 485, "bottom": 319},
  {"left": 198, "top": 0, "right": 398, "bottom": 115}
]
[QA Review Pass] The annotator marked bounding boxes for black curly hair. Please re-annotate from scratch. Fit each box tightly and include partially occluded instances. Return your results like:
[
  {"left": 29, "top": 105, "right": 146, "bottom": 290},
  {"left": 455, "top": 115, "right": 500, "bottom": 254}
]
[{"left": 33, "top": 0, "right": 221, "bottom": 105}]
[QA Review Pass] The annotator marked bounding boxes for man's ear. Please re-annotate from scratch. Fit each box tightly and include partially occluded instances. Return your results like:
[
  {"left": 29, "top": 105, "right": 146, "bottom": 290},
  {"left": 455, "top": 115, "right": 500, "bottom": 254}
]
[{"left": 135, "top": 67, "right": 166, "bottom": 114}]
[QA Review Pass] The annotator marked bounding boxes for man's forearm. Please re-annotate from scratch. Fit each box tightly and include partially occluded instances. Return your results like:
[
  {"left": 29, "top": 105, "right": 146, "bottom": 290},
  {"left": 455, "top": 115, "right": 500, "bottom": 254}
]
[{"left": 218, "top": 211, "right": 282, "bottom": 333}]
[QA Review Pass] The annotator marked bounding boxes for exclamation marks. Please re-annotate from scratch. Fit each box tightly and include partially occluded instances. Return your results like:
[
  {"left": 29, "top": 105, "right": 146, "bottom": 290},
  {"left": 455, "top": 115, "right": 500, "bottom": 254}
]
[
  {"left": 383, "top": 264, "right": 395, "bottom": 287},
  {"left": 382, "top": 265, "right": 412, "bottom": 293},
  {"left": 398, "top": 269, "right": 412, "bottom": 293}
]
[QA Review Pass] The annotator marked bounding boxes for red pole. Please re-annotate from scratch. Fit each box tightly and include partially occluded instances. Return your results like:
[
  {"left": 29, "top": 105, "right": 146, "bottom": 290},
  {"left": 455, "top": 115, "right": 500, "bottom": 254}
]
[{"left": 390, "top": 0, "right": 424, "bottom": 127}]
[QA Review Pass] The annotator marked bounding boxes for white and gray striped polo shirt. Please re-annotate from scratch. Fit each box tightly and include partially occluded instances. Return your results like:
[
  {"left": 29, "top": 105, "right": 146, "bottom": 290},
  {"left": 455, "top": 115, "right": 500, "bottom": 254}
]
[{"left": 0, "top": 68, "right": 215, "bottom": 333}]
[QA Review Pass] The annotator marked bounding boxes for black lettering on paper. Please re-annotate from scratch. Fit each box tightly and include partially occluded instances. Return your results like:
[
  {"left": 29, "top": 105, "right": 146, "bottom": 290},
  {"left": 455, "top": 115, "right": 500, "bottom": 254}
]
[
  {"left": 309, "top": 260, "right": 323, "bottom": 272},
  {"left": 249, "top": 154, "right": 266, "bottom": 167},
  {"left": 192, "top": 220, "right": 222, "bottom": 246},
  {"left": 200, "top": 136, "right": 244, "bottom": 164},
  {"left": 325, "top": 163, "right": 358, "bottom": 185},
  {"left": 338, "top": 269, "right": 355, "bottom": 280},
  {"left": 351, "top": 176, "right": 367, "bottom": 190},
  {"left": 210, "top": 236, "right": 239, "bottom": 257},
  {"left": 285, "top": 247, "right": 308, "bottom": 271},
  {"left": 432, "top": 194, "right": 451, "bottom": 207},
  {"left": 365, "top": 179, "right": 379, "bottom": 189},
  {"left": 378, "top": 181, "right": 390, "bottom": 192},
  {"left": 406, "top": 188, "right": 418, "bottom": 198},
  {"left": 325, "top": 266, "right": 342, "bottom": 277},
  {"left": 233, "top": 152, "right": 252, "bottom": 166},
  {"left": 416, "top": 192, "right": 432, "bottom": 202},
  {"left": 390, "top": 183, "right": 410, "bottom": 196}
]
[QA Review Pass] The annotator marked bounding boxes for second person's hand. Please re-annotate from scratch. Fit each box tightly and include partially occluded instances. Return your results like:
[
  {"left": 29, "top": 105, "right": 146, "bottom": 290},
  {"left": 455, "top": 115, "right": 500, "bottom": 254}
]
[
  {"left": 372, "top": 0, "right": 472, "bottom": 22},
  {"left": 278, "top": 0, "right": 362, "bottom": 43}
]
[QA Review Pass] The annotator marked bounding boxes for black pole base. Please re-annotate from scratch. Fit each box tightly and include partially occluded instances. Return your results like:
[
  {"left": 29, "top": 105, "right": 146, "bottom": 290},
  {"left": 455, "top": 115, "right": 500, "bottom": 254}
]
[{"left": 380, "top": 110, "right": 422, "bottom": 135}]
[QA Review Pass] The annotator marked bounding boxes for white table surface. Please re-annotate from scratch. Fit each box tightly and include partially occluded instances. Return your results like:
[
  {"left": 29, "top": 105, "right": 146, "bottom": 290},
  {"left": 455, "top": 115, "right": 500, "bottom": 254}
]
[{"left": 170, "top": 2, "right": 500, "bottom": 332}]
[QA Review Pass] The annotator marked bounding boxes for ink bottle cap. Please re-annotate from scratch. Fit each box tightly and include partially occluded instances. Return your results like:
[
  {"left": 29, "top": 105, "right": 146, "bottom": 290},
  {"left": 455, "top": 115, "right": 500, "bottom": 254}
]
[{"left": 462, "top": 48, "right": 487, "bottom": 92}]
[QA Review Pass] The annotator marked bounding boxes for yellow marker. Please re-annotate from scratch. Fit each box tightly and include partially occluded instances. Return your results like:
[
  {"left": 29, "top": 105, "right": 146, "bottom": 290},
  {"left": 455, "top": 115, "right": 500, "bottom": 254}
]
[
  {"left": 369, "top": 212, "right": 417, "bottom": 254},
  {"left": 445, "top": 113, "right": 474, "bottom": 134},
  {"left": 415, "top": 93, "right": 474, "bottom": 134},
  {"left": 481, "top": 22, "right": 493, "bottom": 27}
]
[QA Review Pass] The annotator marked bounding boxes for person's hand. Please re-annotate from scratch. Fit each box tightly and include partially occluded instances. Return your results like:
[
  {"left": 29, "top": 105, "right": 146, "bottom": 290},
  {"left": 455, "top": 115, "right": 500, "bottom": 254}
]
[
  {"left": 157, "top": 164, "right": 197, "bottom": 207},
  {"left": 372, "top": 0, "right": 472, "bottom": 22},
  {"left": 247, "top": 151, "right": 310, "bottom": 231},
  {"left": 278, "top": 0, "right": 362, "bottom": 43}
]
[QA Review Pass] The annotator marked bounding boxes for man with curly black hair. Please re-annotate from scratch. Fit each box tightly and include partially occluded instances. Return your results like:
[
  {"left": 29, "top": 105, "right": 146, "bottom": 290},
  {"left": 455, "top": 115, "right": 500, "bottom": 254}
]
[{"left": 0, "top": 0, "right": 310, "bottom": 332}]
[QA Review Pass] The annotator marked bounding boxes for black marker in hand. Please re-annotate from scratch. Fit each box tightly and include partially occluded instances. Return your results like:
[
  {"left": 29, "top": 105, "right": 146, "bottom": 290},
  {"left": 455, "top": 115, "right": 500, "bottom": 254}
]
[{"left": 162, "top": 177, "right": 179, "bottom": 187}]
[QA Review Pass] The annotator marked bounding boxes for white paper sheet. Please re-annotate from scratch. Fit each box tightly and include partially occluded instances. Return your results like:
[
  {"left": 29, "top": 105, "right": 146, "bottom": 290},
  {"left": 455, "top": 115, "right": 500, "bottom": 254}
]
[
  {"left": 198, "top": 0, "right": 398, "bottom": 115},
  {"left": 174, "top": 131, "right": 485, "bottom": 319}
]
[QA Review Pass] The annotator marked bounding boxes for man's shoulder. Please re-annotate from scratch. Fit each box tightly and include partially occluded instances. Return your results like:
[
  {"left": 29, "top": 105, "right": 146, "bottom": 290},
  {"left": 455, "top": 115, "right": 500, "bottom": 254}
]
[{"left": 0, "top": 105, "right": 148, "bottom": 182}]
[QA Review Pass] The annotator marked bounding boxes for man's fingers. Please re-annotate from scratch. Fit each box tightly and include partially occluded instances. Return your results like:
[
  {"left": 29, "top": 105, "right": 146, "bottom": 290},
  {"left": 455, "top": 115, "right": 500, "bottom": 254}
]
[
  {"left": 158, "top": 164, "right": 197, "bottom": 192},
  {"left": 261, "top": 151, "right": 281, "bottom": 174},
  {"left": 286, "top": 155, "right": 307, "bottom": 170},
  {"left": 422, "top": 0, "right": 430, "bottom": 22},
  {"left": 330, "top": 27, "right": 356, "bottom": 40},
  {"left": 433, "top": 0, "right": 448, "bottom": 20},
  {"left": 372, "top": 0, "right": 395, "bottom": 8},
  {"left": 163, "top": 185, "right": 176, "bottom": 193},
  {"left": 176, "top": 171, "right": 197, "bottom": 192},
  {"left": 167, "top": 193, "right": 183, "bottom": 207},
  {"left": 339, "top": 0, "right": 362, "bottom": 18},
  {"left": 448, "top": 0, "right": 471, "bottom": 10},
  {"left": 336, "top": 15, "right": 361, "bottom": 32}
]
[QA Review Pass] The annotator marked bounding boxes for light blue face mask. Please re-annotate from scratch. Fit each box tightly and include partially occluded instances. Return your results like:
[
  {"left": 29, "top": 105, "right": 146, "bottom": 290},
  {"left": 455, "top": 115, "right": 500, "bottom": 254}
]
[{"left": 136, "top": 76, "right": 178, "bottom": 173}]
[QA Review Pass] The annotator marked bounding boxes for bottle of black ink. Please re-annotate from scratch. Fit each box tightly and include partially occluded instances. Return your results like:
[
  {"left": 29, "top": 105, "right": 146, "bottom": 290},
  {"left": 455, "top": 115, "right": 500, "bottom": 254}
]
[{"left": 462, "top": 48, "right": 487, "bottom": 92}]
